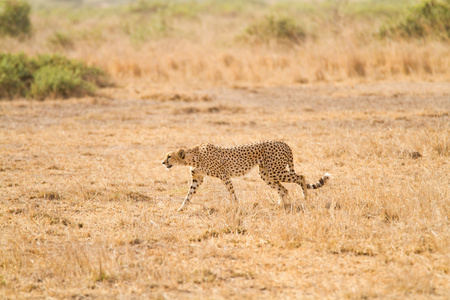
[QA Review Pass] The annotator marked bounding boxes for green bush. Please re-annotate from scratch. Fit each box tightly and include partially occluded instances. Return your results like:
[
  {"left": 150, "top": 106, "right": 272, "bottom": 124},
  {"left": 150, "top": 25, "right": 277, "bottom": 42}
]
[
  {"left": 380, "top": 0, "right": 450, "bottom": 39},
  {"left": 30, "top": 65, "right": 93, "bottom": 99},
  {"left": 33, "top": 54, "right": 108, "bottom": 88},
  {"left": 0, "top": 52, "right": 33, "bottom": 98},
  {"left": 243, "top": 15, "right": 306, "bottom": 45},
  {"left": 0, "top": 53, "right": 108, "bottom": 100},
  {"left": 0, "top": 0, "right": 32, "bottom": 37}
]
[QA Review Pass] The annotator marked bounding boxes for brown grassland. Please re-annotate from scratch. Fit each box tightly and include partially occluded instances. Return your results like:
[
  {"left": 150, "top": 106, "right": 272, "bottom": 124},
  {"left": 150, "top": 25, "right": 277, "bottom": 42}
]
[{"left": 1, "top": 0, "right": 450, "bottom": 299}]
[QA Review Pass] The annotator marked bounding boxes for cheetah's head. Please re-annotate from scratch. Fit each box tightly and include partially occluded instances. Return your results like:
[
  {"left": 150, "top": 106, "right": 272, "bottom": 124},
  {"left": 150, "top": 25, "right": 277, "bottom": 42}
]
[{"left": 162, "top": 149, "right": 189, "bottom": 169}]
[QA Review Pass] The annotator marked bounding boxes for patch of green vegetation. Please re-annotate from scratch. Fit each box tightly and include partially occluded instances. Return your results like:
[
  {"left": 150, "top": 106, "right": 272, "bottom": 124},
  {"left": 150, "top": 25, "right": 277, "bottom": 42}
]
[
  {"left": 0, "top": 53, "right": 108, "bottom": 100},
  {"left": 47, "top": 31, "right": 74, "bottom": 49},
  {"left": 128, "top": 0, "right": 255, "bottom": 19},
  {"left": 0, "top": 52, "right": 33, "bottom": 98},
  {"left": 128, "top": 0, "right": 166, "bottom": 13},
  {"left": 122, "top": 15, "right": 171, "bottom": 45},
  {"left": 243, "top": 15, "right": 306, "bottom": 45},
  {"left": 344, "top": 0, "right": 415, "bottom": 19},
  {"left": 198, "top": 0, "right": 259, "bottom": 16},
  {"left": 0, "top": 0, "right": 32, "bottom": 37},
  {"left": 123, "top": 0, "right": 248, "bottom": 45},
  {"left": 128, "top": 0, "right": 198, "bottom": 20},
  {"left": 30, "top": 65, "right": 93, "bottom": 99},
  {"left": 272, "top": 2, "right": 322, "bottom": 15},
  {"left": 122, "top": 1, "right": 180, "bottom": 45},
  {"left": 380, "top": 0, "right": 450, "bottom": 39}
]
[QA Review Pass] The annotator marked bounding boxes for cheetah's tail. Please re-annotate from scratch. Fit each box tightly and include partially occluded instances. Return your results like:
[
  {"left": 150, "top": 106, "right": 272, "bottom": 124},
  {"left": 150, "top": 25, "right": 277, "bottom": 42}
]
[{"left": 307, "top": 173, "right": 331, "bottom": 189}]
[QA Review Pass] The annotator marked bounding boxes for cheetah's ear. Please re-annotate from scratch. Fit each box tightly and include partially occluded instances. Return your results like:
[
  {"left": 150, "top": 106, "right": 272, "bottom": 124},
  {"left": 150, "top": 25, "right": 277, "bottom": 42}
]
[{"left": 178, "top": 149, "right": 185, "bottom": 159}]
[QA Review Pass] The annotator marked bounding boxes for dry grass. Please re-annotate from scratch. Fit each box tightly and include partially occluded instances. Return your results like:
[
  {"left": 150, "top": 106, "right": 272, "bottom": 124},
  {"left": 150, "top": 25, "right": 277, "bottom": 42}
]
[{"left": 1, "top": 82, "right": 449, "bottom": 298}]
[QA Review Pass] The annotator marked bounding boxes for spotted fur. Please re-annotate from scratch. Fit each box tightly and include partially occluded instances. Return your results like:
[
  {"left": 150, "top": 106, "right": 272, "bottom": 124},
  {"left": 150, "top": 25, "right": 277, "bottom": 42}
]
[{"left": 162, "top": 140, "right": 331, "bottom": 211}]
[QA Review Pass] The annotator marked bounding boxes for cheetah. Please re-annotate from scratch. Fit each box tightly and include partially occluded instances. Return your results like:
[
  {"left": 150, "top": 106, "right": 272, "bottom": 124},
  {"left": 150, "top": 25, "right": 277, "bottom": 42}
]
[{"left": 162, "top": 140, "right": 331, "bottom": 211}]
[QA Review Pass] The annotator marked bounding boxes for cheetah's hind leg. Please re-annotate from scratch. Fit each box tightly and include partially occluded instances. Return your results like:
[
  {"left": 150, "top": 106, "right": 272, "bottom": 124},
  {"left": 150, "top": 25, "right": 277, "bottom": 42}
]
[
  {"left": 258, "top": 167, "right": 289, "bottom": 207},
  {"left": 276, "top": 171, "right": 308, "bottom": 200}
]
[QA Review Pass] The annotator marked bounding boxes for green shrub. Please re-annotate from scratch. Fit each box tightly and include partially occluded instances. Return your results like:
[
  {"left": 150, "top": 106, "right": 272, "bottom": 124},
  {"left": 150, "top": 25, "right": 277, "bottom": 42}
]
[
  {"left": 0, "top": 52, "right": 108, "bottom": 100},
  {"left": 380, "top": 0, "right": 450, "bottom": 39},
  {"left": 243, "top": 15, "right": 306, "bottom": 45},
  {"left": 0, "top": 0, "right": 32, "bottom": 37},
  {"left": 33, "top": 54, "right": 108, "bottom": 88},
  {"left": 0, "top": 52, "right": 33, "bottom": 98},
  {"left": 30, "top": 65, "right": 93, "bottom": 99}
]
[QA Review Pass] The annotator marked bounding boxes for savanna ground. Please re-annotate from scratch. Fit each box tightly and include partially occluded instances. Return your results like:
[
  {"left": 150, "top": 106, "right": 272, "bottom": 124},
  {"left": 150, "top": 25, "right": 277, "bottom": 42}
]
[
  {"left": 1, "top": 81, "right": 449, "bottom": 299},
  {"left": 1, "top": 0, "right": 450, "bottom": 299}
]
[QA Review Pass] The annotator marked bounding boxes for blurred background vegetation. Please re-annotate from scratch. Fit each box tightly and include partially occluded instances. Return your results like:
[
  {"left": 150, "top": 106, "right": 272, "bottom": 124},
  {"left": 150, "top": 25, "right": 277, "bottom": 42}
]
[{"left": 0, "top": 0, "right": 449, "bottom": 99}]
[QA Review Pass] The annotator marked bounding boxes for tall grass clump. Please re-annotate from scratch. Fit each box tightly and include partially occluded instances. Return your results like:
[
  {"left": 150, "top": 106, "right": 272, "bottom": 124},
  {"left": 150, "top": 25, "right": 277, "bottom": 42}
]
[
  {"left": 0, "top": 0, "right": 31, "bottom": 37},
  {"left": 243, "top": 15, "right": 306, "bottom": 45},
  {"left": 380, "top": 0, "right": 450, "bottom": 39},
  {"left": 0, "top": 53, "right": 108, "bottom": 100}
]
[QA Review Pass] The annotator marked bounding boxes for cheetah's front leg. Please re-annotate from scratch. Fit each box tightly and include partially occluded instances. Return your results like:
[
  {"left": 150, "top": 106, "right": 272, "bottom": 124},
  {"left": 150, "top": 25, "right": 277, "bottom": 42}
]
[{"left": 178, "top": 168, "right": 204, "bottom": 211}]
